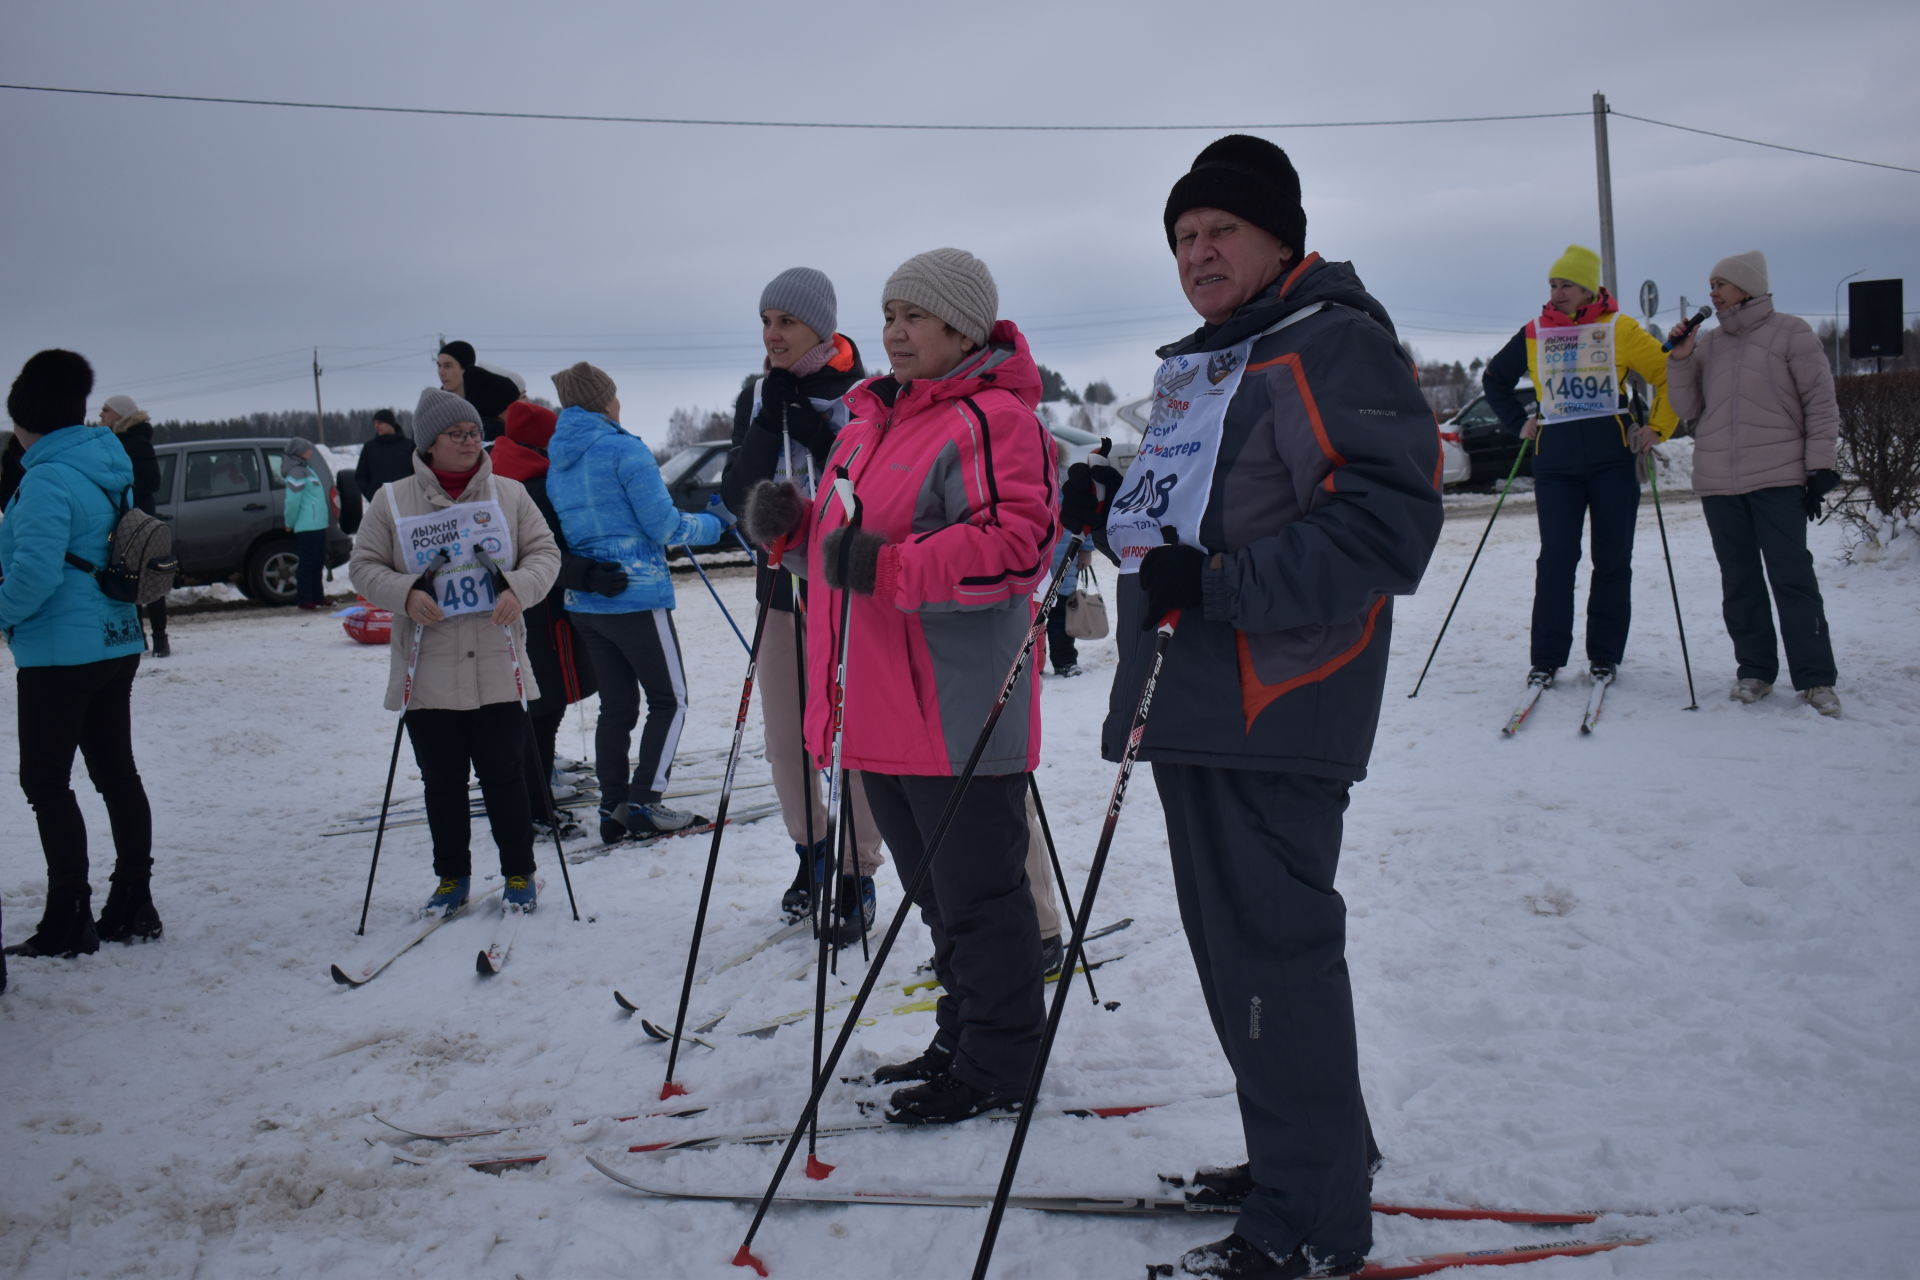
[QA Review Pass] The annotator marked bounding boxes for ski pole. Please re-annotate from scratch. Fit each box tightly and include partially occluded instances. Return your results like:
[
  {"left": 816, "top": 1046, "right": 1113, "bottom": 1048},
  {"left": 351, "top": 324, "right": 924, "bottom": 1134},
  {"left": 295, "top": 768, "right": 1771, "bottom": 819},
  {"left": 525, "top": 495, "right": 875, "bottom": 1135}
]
[
  {"left": 658, "top": 537, "right": 781, "bottom": 1098},
  {"left": 1027, "top": 777, "right": 1112, "bottom": 1010},
  {"left": 731, "top": 519, "right": 1085, "bottom": 1275},
  {"left": 1645, "top": 453, "right": 1699, "bottom": 710},
  {"left": 1408, "top": 439, "right": 1533, "bottom": 698},
  {"left": 972, "top": 530, "right": 1185, "bottom": 1280},
  {"left": 475, "top": 547, "right": 581, "bottom": 922},
  {"left": 680, "top": 542, "right": 752, "bottom": 657},
  {"left": 357, "top": 548, "right": 450, "bottom": 935}
]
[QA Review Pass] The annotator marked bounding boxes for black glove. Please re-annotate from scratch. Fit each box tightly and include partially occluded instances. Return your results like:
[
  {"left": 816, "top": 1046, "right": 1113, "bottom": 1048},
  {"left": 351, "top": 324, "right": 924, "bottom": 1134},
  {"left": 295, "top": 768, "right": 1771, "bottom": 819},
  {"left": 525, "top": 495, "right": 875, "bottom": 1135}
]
[
  {"left": 1803, "top": 469, "right": 1839, "bottom": 522},
  {"left": 755, "top": 369, "right": 830, "bottom": 456},
  {"left": 1136, "top": 542, "right": 1206, "bottom": 629},
  {"left": 821, "top": 526, "right": 887, "bottom": 594},
  {"left": 584, "top": 562, "right": 628, "bottom": 597},
  {"left": 743, "top": 479, "right": 807, "bottom": 547},
  {"left": 1060, "top": 457, "right": 1123, "bottom": 536}
]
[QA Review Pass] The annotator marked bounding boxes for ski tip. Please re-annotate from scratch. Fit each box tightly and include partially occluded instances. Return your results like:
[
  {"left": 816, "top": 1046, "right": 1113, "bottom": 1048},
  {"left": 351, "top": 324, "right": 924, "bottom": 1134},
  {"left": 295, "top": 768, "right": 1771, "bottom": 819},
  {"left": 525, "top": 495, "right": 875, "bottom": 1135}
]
[
  {"left": 660, "top": 1081, "right": 689, "bottom": 1100},
  {"left": 614, "top": 990, "right": 640, "bottom": 1012},
  {"left": 330, "top": 964, "right": 361, "bottom": 987},
  {"left": 731, "top": 1245, "right": 769, "bottom": 1276},
  {"left": 804, "top": 1154, "right": 835, "bottom": 1181},
  {"left": 476, "top": 950, "right": 495, "bottom": 976}
]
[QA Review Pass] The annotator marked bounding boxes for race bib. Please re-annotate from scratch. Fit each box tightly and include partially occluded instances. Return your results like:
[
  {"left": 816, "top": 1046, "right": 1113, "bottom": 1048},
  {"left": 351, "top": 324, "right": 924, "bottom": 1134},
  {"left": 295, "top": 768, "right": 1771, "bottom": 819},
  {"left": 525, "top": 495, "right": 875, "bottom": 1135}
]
[
  {"left": 392, "top": 498, "right": 515, "bottom": 618},
  {"left": 1535, "top": 320, "right": 1618, "bottom": 423},
  {"left": 1108, "top": 306, "right": 1323, "bottom": 572}
]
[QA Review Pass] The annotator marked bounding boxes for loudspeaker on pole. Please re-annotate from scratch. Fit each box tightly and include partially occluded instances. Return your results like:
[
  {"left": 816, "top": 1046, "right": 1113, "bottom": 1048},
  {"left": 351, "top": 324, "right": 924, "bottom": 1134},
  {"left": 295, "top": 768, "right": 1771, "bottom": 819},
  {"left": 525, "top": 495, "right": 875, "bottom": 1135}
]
[{"left": 1848, "top": 279, "right": 1904, "bottom": 359}]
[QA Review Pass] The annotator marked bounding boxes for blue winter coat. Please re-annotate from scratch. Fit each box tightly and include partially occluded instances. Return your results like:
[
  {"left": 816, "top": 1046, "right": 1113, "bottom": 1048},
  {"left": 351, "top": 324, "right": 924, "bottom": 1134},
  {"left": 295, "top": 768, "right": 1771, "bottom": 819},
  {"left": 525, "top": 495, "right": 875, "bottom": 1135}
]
[
  {"left": 545, "top": 407, "right": 724, "bottom": 613},
  {"left": 283, "top": 461, "right": 329, "bottom": 532},
  {"left": 0, "top": 425, "right": 146, "bottom": 666}
]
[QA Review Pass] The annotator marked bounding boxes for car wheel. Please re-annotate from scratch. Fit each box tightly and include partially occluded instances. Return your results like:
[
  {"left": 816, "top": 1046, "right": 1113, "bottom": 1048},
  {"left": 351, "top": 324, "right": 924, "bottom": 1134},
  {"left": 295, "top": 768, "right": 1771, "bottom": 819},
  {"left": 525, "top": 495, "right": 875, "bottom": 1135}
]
[{"left": 246, "top": 538, "right": 300, "bottom": 606}]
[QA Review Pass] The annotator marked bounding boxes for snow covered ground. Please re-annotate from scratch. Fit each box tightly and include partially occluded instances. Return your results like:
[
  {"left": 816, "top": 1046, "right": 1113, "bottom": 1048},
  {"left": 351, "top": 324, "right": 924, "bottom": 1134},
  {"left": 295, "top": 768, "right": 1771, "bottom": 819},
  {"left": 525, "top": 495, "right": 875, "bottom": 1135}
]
[{"left": 3, "top": 487, "right": 1917, "bottom": 1279}]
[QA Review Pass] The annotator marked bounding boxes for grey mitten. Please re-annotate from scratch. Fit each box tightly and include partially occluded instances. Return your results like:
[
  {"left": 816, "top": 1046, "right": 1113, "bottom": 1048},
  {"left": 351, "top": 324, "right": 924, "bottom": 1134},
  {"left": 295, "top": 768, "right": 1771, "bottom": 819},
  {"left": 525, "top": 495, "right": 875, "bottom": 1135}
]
[
  {"left": 742, "top": 479, "right": 807, "bottom": 547},
  {"left": 821, "top": 527, "right": 887, "bottom": 594}
]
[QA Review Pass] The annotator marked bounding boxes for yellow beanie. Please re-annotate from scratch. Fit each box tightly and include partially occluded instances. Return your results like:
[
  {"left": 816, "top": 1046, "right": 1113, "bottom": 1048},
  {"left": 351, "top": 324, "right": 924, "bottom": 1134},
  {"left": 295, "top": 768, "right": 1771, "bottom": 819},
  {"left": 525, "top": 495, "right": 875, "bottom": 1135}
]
[{"left": 1547, "top": 244, "right": 1602, "bottom": 295}]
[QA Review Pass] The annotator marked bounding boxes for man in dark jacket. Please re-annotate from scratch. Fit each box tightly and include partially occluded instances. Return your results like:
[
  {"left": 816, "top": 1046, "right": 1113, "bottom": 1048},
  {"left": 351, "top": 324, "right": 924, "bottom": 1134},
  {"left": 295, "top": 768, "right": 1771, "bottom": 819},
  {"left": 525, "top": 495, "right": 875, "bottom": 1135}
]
[
  {"left": 101, "top": 394, "right": 169, "bottom": 657},
  {"left": 1067, "top": 136, "right": 1443, "bottom": 1279},
  {"left": 434, "top": 341, "right": 519, "bottom": 442},
  {"left": 355, "top": 409, "right": 416, "bottom": 501}
]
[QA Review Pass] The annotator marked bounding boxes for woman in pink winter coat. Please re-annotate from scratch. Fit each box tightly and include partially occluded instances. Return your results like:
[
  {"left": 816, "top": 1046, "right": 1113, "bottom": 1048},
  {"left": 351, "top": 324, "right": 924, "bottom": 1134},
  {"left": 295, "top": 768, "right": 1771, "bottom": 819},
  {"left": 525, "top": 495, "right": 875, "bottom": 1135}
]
[
  {"left": 743, "top": 248, "right": 1056, "bottom": 1127},
  {"left": 1666, "top": 250, "right": 1843, "bottom": 717}
]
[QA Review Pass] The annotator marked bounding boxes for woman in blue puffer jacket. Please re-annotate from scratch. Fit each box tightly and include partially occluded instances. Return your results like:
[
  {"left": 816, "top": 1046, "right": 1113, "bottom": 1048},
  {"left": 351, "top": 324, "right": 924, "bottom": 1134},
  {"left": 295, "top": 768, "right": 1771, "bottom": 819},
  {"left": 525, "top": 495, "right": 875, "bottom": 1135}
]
[
  {"left": 543, "top": 362, "right": 730, "bottom": 844},
  {"left": 0, "top": 350, "right": 159, "bottom": 963}
]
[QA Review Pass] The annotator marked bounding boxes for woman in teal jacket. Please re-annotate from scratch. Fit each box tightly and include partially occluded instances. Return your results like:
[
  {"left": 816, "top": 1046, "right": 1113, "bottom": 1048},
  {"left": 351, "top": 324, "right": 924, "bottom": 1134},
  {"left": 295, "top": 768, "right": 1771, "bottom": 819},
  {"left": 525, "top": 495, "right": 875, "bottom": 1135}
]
[
  {"left": 282, "top": 436, "right": 329, "bottom": 610},
  {"left": 0, "top": 350, "right": 159, "bottom": 961},
  {"left": 543, "top": 362, "right": 728, "bottom": 842}
]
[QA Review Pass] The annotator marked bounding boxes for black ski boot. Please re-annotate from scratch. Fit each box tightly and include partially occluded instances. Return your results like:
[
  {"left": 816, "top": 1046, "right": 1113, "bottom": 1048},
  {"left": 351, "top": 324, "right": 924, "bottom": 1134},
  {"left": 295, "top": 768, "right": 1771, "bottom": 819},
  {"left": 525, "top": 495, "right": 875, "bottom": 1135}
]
[
  {"left": 1163, "top": 1234, "right": 1363, "bottom": 1279},
  {"left": 871, "top": 1041, "right": 954, "bottom": 1085},
  {"left": 95, "top": 878, "right": 163, "bottom": 944},
  {"left": 781, "top": 841, "right": 827, "bottom": 921},
  {"left": 885, "top": 1071, "right": 1020, "bottom": 1126},
  {"left": 830, "top": 874, "right": 876, "bottom": 946},
  {"left": 3, "top": 889, "right": 100, "bottom": 959},
  {"left": 1526, "top": 665, "right": 1557, "bottom": 689},
  {"left": 1184, "top": 1161, "right": 1253, "bottom": 1210},
  {"left": 1038, "top": 932, "right": 1064, "bottom": 979}
]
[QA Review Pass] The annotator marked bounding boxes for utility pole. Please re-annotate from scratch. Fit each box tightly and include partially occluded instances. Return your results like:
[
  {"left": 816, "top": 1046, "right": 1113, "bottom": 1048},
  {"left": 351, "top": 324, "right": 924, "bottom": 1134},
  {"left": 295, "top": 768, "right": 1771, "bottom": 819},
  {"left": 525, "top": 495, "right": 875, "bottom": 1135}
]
[
  {"left": 1593, "top": 92, "right": 1618, "bottom": 300},
  {"left": 311, "top": 348, "right": 326, "bottom": 446}
]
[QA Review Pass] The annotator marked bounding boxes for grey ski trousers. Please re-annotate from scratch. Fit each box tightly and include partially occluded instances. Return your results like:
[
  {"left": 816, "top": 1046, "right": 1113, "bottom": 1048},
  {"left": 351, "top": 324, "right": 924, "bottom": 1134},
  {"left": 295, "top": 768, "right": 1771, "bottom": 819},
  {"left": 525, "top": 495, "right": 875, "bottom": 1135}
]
[
  {"left": 1153, "top": 763, "right": 1376, "bottom": 1263},
  {"left": 1702, "top": 486, "right": 1837, "bottom": 690}
]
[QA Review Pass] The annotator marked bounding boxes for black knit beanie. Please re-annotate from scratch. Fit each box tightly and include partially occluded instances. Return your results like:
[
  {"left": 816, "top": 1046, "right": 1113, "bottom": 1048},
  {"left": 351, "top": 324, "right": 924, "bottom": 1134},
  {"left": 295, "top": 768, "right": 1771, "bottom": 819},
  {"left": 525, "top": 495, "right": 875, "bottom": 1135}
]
[
  {"left": 439, "top": 340, "right": 477, "bottom": 371},
  {"left": 1163, "top": 134, "right": 1305, "bottom": 257},
  {"left": 7, "top": 349, "right": 94, "bottom": 434}
]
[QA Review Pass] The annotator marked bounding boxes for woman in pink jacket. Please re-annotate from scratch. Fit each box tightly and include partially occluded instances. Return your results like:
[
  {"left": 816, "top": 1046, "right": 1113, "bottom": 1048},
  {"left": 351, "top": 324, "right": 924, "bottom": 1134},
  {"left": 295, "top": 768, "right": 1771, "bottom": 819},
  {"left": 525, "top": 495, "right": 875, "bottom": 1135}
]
[
  {"left": 745, "top": 248, "right": 1056, "bottom": 1126},
  {"left": 1667, "top": 251, "right": 1843, "bottom": 717}
]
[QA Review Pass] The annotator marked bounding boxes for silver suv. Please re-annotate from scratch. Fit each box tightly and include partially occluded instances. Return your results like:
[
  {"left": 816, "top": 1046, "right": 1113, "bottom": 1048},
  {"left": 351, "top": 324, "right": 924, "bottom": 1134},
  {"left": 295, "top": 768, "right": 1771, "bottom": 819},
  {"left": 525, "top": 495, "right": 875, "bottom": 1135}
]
[{"left": 151, "top": 438, "right": 353, "bottom": 605}]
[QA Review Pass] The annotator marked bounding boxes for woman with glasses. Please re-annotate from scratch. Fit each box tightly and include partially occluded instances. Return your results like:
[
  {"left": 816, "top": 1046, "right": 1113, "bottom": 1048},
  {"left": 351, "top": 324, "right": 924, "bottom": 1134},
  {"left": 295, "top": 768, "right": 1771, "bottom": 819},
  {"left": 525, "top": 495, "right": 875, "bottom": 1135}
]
[{"left": 349, "top": 387, "right": 560, "bottom": 914}]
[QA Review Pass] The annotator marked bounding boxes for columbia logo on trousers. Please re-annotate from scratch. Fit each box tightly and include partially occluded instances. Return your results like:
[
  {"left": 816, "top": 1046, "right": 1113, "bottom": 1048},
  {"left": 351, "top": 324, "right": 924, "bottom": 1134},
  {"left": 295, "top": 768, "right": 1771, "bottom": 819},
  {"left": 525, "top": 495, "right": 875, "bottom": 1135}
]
[{"left": 1248, "top": 995, "right": 1263, "bottom": 1040}]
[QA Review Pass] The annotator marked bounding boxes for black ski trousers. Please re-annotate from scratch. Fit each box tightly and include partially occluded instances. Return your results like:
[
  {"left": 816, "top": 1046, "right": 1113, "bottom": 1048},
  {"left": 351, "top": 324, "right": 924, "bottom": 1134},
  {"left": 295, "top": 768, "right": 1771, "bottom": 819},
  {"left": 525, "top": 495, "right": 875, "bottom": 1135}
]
[
  {"left": 571, "top": 609, "right": 689, "bottom": 810},
  {"left": 1531, "top": 456, "right": 1639, "bottom": 669},
  {"left": 860, "top": 770, "right": 1042, "bottom": 1094},
  {"left": 16, "top": 655, "right": 152, "bottom": 902},
  {"left": 1153, "top": 763, "right": 1376, "bottom": 1265},
  {"left": 1702, "top": 486, "right": 1837, "bottom": 690},
  {"left": 405, "top": 702, "right": 534, "bottom": 881}
]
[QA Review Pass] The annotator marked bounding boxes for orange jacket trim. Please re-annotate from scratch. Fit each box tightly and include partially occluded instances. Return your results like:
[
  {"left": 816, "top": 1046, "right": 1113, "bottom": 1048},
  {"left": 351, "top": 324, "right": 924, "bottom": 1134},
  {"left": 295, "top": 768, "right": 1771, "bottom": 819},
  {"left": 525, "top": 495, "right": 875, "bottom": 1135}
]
[{"left": 1237, "top": 595, "right": 1388, "bottom": 730}]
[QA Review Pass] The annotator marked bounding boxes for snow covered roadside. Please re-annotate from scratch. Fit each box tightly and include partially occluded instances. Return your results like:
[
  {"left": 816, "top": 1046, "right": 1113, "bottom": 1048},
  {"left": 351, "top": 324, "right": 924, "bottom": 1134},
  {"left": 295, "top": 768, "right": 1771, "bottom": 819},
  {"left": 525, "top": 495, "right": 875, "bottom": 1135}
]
[{"left": 1, "top": 495, "right": 1916, "bottom": 1279}]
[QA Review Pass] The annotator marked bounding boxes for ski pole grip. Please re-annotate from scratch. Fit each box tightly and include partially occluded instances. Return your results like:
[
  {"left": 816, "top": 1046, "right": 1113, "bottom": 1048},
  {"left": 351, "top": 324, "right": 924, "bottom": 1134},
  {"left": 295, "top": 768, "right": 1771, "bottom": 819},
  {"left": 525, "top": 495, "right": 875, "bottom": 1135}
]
[{"left": 471, "top": 545, "right": 510, "bottom": 593}]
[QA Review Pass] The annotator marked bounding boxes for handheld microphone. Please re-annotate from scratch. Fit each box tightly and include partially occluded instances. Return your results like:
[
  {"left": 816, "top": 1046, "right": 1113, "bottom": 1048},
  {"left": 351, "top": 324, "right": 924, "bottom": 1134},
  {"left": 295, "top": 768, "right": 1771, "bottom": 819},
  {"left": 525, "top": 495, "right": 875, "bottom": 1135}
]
[{"left": 1662, "top": 306, "right": 1712, "bottom": 353}]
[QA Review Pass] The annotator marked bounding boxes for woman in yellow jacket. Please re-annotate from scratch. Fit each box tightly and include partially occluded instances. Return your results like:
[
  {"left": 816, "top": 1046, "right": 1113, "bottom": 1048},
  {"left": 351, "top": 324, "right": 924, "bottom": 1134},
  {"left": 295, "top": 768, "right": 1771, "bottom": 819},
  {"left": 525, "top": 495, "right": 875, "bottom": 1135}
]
[{"left": 1481, "top": 244, "right": 1675, "bottom": 688}]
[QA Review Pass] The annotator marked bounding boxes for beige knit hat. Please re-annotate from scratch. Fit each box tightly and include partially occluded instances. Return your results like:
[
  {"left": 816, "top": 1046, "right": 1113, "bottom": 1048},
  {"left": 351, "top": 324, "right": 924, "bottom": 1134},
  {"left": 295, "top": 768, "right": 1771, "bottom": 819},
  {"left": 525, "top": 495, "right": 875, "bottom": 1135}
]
[
  {"left": 551, "top": 362, "right": 617, "bottom": 411},
  {"left": 882, "top": 248, "right": 998, "bottom": 347},
  {"left": 1710, "top": 251, "right": 1769, "bottom": 299}
]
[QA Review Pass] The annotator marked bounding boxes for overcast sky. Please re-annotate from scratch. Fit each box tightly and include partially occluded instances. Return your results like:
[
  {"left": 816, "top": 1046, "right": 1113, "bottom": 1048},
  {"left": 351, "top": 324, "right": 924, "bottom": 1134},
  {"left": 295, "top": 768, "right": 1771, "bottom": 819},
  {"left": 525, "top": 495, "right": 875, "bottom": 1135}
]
[{"left": 4, "top": 0, "right": 1917, "bottom": 443}]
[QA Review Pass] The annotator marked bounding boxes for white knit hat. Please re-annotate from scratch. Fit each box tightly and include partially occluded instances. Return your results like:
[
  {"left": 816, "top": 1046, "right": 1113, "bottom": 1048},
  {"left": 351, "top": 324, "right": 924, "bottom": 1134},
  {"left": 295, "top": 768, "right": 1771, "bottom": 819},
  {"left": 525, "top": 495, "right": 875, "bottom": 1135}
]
[
  {"left": 882, "top": 248, "right": 998, "bottom": 347},
  {"left": 1710, "top": 251, "right": 1769, "bottom": 299}
]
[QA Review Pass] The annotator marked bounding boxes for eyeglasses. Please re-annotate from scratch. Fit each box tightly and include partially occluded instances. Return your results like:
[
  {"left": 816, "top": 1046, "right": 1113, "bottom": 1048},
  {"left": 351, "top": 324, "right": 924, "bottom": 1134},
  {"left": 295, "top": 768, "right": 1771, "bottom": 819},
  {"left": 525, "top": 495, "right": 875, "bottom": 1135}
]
[{"left": 441, "top": 428, "right": 483, "bottom": 442}]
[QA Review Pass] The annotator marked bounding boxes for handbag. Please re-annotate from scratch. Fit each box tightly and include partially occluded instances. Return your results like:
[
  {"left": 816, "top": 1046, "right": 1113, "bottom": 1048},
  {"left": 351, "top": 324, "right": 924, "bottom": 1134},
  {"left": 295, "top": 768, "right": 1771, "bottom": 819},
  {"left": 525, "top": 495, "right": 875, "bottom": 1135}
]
[{"left": 1061, "top": 564, "right": 1109, "bottom": 640}]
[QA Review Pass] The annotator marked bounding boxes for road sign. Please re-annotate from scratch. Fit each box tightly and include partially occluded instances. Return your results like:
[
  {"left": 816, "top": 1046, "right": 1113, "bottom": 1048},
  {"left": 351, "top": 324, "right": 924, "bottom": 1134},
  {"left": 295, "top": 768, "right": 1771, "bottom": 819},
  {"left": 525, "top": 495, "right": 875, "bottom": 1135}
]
[{"left": 1639, "top": 279, "right": 1659, "bottom": 318}]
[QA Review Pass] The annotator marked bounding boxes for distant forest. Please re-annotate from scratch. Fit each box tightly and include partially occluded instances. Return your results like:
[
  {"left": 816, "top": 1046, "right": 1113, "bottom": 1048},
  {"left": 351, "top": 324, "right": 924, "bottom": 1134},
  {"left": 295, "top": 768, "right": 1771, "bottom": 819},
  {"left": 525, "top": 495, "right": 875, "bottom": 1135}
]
[{"left": 150, "top": 409, "right": 408, "bottom": 448}]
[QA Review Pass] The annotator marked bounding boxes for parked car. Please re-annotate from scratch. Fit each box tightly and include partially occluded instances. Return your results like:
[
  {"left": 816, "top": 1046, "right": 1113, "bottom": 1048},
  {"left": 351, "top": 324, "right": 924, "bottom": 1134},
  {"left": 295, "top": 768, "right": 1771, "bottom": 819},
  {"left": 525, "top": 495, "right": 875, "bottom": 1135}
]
[
  {"left": 1043, "top": 420, "right": 1140, "bottom": 476},
  {"left": 1444, "top": 383, "right": 1537, "bottom": 487},
  {"left": 1437, "top": 420, "right": 1471, "bottom": 488},
  {"left": 150, "top": 438, "right": 353, "bottom": 605}
]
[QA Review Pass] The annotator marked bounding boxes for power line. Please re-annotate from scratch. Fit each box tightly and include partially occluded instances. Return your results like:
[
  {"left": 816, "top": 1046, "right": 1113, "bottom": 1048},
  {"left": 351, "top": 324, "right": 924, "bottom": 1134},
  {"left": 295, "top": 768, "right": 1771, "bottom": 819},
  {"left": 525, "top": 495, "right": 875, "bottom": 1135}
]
[
  {"left": 1612, "top": 110, "right": 1920, "bottom": 175},
  {"left": 0, "top": 82, "right": 1584, "bottom": 132}
]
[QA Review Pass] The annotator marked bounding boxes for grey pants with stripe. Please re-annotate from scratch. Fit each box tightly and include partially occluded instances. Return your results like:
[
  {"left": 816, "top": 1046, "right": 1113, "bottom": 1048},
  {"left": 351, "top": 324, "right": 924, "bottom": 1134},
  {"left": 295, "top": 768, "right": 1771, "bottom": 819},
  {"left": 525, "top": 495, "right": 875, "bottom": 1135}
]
[
  {"left": 1153, "top": 762, "right": 1377, "bottom": 1264},
  {"left": 571, "top": 609, "right": 689, "bottom": 809}
]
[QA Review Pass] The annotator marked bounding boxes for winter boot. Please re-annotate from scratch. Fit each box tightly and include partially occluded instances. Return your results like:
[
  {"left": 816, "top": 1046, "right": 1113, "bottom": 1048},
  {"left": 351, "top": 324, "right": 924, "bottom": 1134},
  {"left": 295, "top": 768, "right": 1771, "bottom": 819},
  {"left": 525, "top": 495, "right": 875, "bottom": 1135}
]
[
  {"left": 831, "top": 874, "right": 877, "bottom": 946},
  {"left": 1039, "top": 933, "right": 1064, "bottom": 979},
  {"left": 1588, "top": 661, "right": 1617, "bottom": 683},
  {"left": 781, "top": 841, "right": 828, "bottom": 920},
  {"left": 2, "top": 890, "right": 99, "bottom": 958},
  {"left": 871, "top": 1041, "right": 955, "bottom": 1086},
  {"left": 1526, "top": 665, "right": 1557, "bottom": 689},
  {"left": 627, "top": 801, "right": 705, "bottom": 837},
  {"left": 1168, "top": 1233, "right": 1363, "bottom": 1279},
  {"left": 423, "top": 876, "right": 471, "bottom": 917},
  {"left": 95, "top": 878, "right": 163, "bottom": 944},
  {"left": 885, "top": 1071, "right": 1022, "bottom": 1126},
  {"left": 1183, "top": 1162, "right": 1253, "bottom": 1211},
  {"left": 503, "top": 875, "right": 537, "bottom": 911},
  {"left": 1730, "top": 677, "right": 1774, "bottom": 703},
  {"left": 1803, "top": 686, "right": 1842, "bottom": 717},
  {"left": 150, "top": 634, "right": 171, "bottom": 659},
  {"left": 598, "top": 805, "right": 629, "bottom": 845}
]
